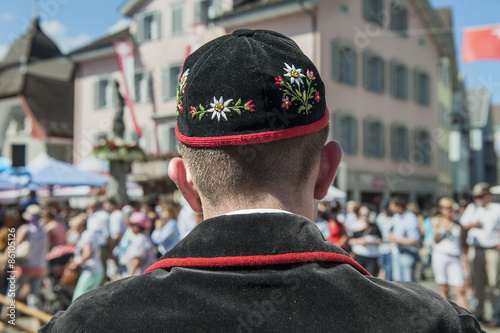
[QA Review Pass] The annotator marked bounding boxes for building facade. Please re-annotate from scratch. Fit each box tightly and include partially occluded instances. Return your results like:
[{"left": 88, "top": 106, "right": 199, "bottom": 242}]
[{"left": 71, "top": 0, "right": 462, "bottom": 206}]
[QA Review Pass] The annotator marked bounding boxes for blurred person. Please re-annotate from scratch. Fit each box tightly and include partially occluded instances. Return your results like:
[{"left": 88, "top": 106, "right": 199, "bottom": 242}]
[
  {"left": 432, "top": 198, "right": 467, "bottom": 309},
  {"left": 86, "top": 199, "right": 110, "bottom": 283},
  {"left": 126, "top": 212, "right": 156, "bottom": 276},
  {"left": 316, "top": 201, "right": 332, "bottom": 239},
  {"left": 42, "top": 206, "right": 67, "bottom": 251},
  {"left": 461, "top": 182, "right": 500, "bottom": 323},
  {"left": 348, "top": 204, "right": 382, "bottom": 276},
  {"left": 421, "top": 206, "right": 438, "bottom": 281},
  {"left": 326, "top": 207, "right": 348, "bottom": 250},
  {"left": 376, "top": 200, "right": 394, "bottom": 280},
  {"left": 176, "top": 204, "right": 198, "bottom": 240},
  {"left": 141, "top": 201, "right": 158, "bottom": 234},
  {"left": 1, "top": 205, "right": 48, "bottom": 330},
  {"left": 389, "top": 196, "right": 421, "bottom": 282},
  {"left": 115, "top": 206, "right": 135, "bottom": 278},
  {"left": 344, "top": 200, "right": 357, "bottom": 237},
  {"left": 69, "top": 213, "right": 103, "bottom": 302},
  {"left": 151, "top": 203, "right": 180, "bottom": 256},
  {"left": 41, "top": 29, "right": 482, "bottom": 332},
  {"left": 105, "top": 199, "right": 126, "bottom": 279}
]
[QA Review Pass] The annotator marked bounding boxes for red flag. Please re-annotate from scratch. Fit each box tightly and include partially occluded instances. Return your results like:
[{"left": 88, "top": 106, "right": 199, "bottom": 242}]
[
  {"left": 462, "top": 24, "right": 500, "bottom": 63},
  {"left": 113, "top": 41, "right": 143, "bottom": 137}
]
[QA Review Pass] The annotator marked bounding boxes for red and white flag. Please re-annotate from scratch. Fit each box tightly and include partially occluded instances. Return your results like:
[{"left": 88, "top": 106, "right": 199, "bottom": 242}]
[
  {"left": 462, "top": 24, "right": 500, "bottom": 63},
  {"left": 114, "top": 41, "right": 143, "bottom": 137}
]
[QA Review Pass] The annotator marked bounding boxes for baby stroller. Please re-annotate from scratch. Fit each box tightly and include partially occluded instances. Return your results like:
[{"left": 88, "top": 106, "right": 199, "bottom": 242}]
[{"left": 41, "top": 245, "right": 76, "bottom": 314}]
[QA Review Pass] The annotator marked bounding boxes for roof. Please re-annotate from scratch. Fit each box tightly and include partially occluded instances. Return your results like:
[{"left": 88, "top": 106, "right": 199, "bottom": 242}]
[
  {"left": 69, "top": 28, "right": 131, "bottom": 56},
  {"left": 0, "top": 17, "right": 74, "bottom": 138},
  {"left": 119, "top": 0, "right": 148, "bottom": 17},
  {"left": 467, "top": 89, "right": 491, "bottom": 128},
  {"left": 0, "top": 18, "right": 62, "bottom": 70}
]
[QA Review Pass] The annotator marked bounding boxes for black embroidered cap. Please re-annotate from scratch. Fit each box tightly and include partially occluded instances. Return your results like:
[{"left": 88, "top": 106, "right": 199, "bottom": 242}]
[{"left": 175, "top": 29, "right": 329, "bottom": 146}]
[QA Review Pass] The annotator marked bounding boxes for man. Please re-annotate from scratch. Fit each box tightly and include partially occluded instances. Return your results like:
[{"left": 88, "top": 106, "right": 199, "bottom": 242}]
[
  {"left": 86, "top": 199, "right": 110, "bottom": 284},
  {"left": 105, "top": 199, "right": 126, "bottom": 279},
  {"left": 460, "top": 182, "right": 500, "bottom": 324},
  {"left": 388, "top": 196, "right": 421, "bottom": 282},
  {"left": 376, "top": 200, "right": 393, "bottom": 280},
  {"left": 41, "top": 29, "right": 482, "bottom": 332}
]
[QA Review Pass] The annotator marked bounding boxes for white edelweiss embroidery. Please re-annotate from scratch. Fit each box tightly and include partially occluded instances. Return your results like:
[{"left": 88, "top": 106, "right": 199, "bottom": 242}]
[
  {"left": 179, "top": 69, "right": 190, "bottom": 90},
  {"left": 283, "top": 63, "right": 306, "bottom": 86},
  {"left": 207, "top": 96, "right": 233, "bottom": 121}
]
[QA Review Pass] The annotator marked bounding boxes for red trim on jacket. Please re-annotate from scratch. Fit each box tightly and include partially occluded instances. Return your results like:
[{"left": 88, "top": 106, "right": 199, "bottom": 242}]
[
  {"left": 176, "top": 108, "right": 330, "bottom": 147},
  {"left": 143, "top": 251, "right": 371, "bottom": 276}
]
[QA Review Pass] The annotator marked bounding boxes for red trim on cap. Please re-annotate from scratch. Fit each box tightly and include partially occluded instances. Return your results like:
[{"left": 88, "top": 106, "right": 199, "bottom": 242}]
[
  {"left": 176, "top": 108, "right": 330, "bottom": 147},
  {"left": 143, "top": 251, "right": 371, "bottom": 276}
]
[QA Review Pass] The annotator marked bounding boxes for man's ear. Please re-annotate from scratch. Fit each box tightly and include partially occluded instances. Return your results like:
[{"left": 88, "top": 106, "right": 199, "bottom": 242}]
[
  {"left": 314, "top": 141, "right": 343, "bottom": 201},
  {"left": 168, "top": 157, "right": 203, "bottom": 213}
]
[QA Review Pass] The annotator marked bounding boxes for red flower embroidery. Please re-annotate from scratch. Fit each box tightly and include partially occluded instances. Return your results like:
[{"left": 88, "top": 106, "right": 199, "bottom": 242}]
[
  {"left": 179, "top": 102, "right": 183, "bottom": 113},
  {"left": 245, "top": 100, "right": 256, "bottom": 112},
  {"left": 315, "top": 92, "right": 320, "bottom": 102},
  {"left": 190, "top": 106, "right": 196, "bottom": 118},
  {"left": 275, "top": 76, "right": 284, "bottom": 86}
]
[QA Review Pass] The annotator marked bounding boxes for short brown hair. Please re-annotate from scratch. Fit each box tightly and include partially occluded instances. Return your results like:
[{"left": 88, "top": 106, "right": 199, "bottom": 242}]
[{"left": 179, "top": 126, "right": 329, "bottom": 205}]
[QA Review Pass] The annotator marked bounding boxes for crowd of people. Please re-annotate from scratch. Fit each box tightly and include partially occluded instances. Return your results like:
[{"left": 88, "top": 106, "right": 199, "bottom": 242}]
[
  {"left": 316, "top": 181, "right": 500, "bottom": 328},
  {"left": 0, "top": 195, "right": 202, "bottom": 327}
]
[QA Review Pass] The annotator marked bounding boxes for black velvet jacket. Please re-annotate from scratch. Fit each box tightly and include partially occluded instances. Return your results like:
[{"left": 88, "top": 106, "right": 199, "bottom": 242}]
[{"left": 40, "top": 213, "right": 484, "bottom": 332}]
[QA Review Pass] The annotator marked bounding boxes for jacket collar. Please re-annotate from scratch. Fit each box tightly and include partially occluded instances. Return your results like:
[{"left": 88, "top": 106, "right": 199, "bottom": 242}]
[{"left": 145, "top": 212, "right": 369, "bottom": 275}]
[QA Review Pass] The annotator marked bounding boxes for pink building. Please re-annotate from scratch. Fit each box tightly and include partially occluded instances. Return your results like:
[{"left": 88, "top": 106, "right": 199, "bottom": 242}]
[{"left": 72, "top": 0, "right": 454, "bottom": 207}]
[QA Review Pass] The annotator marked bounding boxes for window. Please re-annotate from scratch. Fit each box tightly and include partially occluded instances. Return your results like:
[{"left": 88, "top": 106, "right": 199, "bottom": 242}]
[
  {"left": 134, "top": 68, "right": 152, "bottom": 104},
  {"left": 135, "top": 11, "right": 161, "bottom": 43},
  {"left": 391, "top": 123, "right": 409, "bottom": 161},
  {"left": 333, "top": 111, "right": 357, "bottom": 155},
  {"left": 159, "top": 121, "right": 178, "bottom": 153},
  {"left": 390, "top": 59, "right": 408, "bottom": 100},
  {"left": 363, "top": 50, "right": 384, "bottom": 93},
  {"left": 94, "top": 132, "right": 109, "bottom": 145},
  {"left": 413, "top": 128, "right": 431, "bottom": 165},
  {"left": 363, "top": 118, "right": 385, "bottom": 158},
  {"left": 194, "top": 0, "right": 222, "bottom": 24},
  {"left": 139, "top": 127, "right": 152, "bottom": 153},
  {"left": 163, "top": 64, "right": 182, "bottom": 100},
  {"left": 438, "top": 58, "right": 450, "bottom": 85},
  {"left": 438, "top": 148, "right": 450, "bottom": 172},
  {"left": 414, "top": 68, "right": 430, "bottom": 106},
  {"left": 363, "top": 0, "right": 384, "bottom": 26},
  {"left": 94, "top": 77, "right": 113, "bottom": 109},
  {"left": 332, "top": 39, "right": 357, "bottom": 86},
  {"left": 390, "top": 1, "right": 408, "bottom": 35},
  {"left": 171, "top": 3, "right": 184, "bottom": 36}
]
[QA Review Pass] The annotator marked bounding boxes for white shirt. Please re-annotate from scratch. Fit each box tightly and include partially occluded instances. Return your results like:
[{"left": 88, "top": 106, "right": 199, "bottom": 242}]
[
  {"left": 460, "top": 202, "right": 500, "bottom": 248},
  {"left": 109, "top": 210, "right": 126, "bottom": 240},
  {"left": 87, "top": 209, "right": 110, "bottom": 246}
]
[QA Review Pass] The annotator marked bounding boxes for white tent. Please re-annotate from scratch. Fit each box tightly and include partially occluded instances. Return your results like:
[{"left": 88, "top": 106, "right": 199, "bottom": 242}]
[{"left": 321, "top": 186, "right": 347, "bottom": 203}]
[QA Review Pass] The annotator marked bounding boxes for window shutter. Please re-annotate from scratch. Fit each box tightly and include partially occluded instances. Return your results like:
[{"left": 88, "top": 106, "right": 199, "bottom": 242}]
[
  {"left": 351, "top": 48, "right": 358, "bottom": 85},
  {"left": 391, "top": 124, "right": 397, "bottom": 160},
  {"left": 379, "top": 58, "right": 385, "bottom": 93},
  {"left": 352, "top": 116, "right": 358, "bottom": 155},
  {"left": 363, "top": 50, "right": 369, "bottom": 90},
  {"left": 379, "top": 122, "right": 385, "bottom": 158},
  {"left": 333, "top": 111, "right": 341, "bottom": 141},
  {"left": 94, "top": 81, "right": 101, "bottom": 109},
  {"left": 403, "top": 127, "right": 409, "bottom": 161},
  {"left": 363, "top": 118, "right": 370, "bottom": 156},
  {"left": 425, "top": 73, "right": 430, "bottom": 106},
  {"left": 402, "top": 65, "right": 408, "bottom": 99},
  {"left": 389, "top": 59, "right": 396, "bottom": 97},
  {"left": 146, "top": 71, "right": 153, "bottom": 103},
  {"left": 413, "top": 68, "right": 419, "bottom": 104},
  {"left": 401, "top": 7, "right": 408, "bottom": 33},
  {"left": 194, "top": 1, "right": 202, "bottom": 24},
  {"left": 135, "top": 13, "right": 144, "bottom": 43},
  {"left": 154, "top": 11, "right": 162, "bottom": 40},
  {"left": 363, "top": 0, "right": 370, "bottom": 21},
  {"left": 162, "top": 68, "right": 169, "bottom": 101},
  {"left": 331, "top": 40, "right": 340, "bottom": 82}
]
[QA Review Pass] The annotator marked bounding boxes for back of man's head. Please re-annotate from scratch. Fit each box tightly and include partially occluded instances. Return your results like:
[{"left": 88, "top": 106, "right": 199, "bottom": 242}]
[{"left": 175, "top": 30, "right": 331, "bottom": 205}]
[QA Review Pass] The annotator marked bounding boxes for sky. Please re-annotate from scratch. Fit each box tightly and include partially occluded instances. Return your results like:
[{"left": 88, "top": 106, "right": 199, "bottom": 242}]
[{"left": 0, "top": 0, "right": 499, "bottom": 104}]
